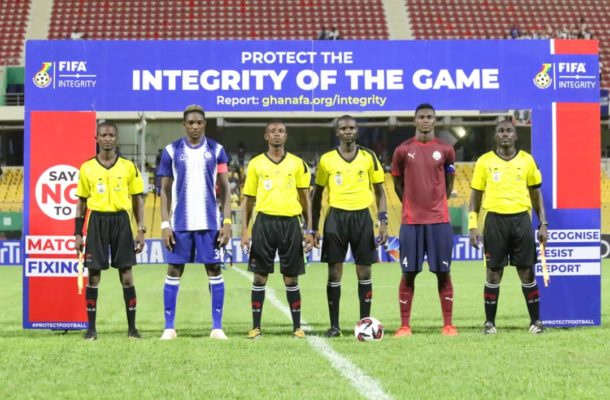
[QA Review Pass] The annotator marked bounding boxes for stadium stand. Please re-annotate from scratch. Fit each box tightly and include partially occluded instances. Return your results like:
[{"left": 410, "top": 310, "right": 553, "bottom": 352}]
[
  {"left": 47, "top": 0, "right": 389, "bottom": 40},
  {"left": 406, "top": 0, "right": 610, "bottom": 81},
  {"left": 0, "top": 0, "right": 30, "bottom": 65},
  {"left": 0, "top": 167, "right": 24, "bottom": 212}
]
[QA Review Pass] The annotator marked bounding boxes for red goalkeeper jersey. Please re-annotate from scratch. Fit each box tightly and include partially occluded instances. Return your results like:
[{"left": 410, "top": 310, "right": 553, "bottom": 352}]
[{"left": 391, "top": 137, "right": 455, "bottom": 224}]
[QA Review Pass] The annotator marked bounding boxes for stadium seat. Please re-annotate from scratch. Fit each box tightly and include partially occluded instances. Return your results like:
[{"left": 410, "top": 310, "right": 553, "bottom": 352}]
[{"left": 47, "top": 0, "right": 389, "bottom": 40}]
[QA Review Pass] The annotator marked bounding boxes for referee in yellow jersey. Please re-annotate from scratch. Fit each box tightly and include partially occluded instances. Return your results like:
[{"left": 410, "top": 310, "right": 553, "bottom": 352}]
[
  {"left": 469, "top": 120, "right": 548, "bottom": 335},
  {"left": 241, "top": 120, "right": 315, "bottom": 339},
  {"left": 311, "top": 115, "right": 388, "bottom": 338},
  {"left": 74, "top": 121, "right": 146, "bottom": 340}
]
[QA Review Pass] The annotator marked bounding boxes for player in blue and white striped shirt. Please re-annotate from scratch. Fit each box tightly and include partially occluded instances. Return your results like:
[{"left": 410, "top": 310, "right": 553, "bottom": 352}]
[{"left": 157, "top": 105, "right": 232, "bottom": 340}]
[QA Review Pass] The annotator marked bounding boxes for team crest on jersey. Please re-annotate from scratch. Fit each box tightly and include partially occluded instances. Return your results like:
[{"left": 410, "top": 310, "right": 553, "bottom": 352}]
[
  {"left": 432, "top": 151, "right": 442, "bottom": 161},
  {"left": 204, "top": 151, "right": 212, "bottom": 159},
  {"left": 334, "top": 172, "right": 343, "bottom": 185},
  {"left": 263, "top": 179, "right": 273, "bottom": 190},
  {"left": 96, "top": 182, "right": 106, "bottom": 193},
  {"left": 492, "top": 171, "right": 501, "bottom": 182},
  {"left": 179, "top": 153, "right": 187, "bottom": 161}
]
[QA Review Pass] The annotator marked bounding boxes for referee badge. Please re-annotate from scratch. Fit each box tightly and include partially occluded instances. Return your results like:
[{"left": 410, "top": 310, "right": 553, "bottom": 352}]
[
  {"left": 263, "top": 179, "right": 273, "bottom": 190},
  {"left": 334, "top": 172, "right": 343, "bottom": 185},
  {"left": 96, "top": 181, "right": 106, "bottom": 193},
  {"left": 492, "top": 171, "right": 501, "bottom": 182}
]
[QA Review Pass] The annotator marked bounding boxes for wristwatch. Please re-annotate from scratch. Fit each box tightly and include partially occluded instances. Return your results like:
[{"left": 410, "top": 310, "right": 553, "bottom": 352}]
[{"left": 138, "top": 226, "right": 147, "bottom": 233}]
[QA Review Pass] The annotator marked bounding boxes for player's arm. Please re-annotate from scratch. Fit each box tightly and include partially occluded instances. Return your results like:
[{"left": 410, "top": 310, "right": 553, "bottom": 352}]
[
  {"left": 445, "top": 173, "right": 455, "bottom": 199},
  {"left": 529, "top": 187, "right": 548, "bottom": 245},
  {"left": 373, "top": 182, "right": 388, "bottom": 245},
  {"left": 468, "top": 189, "right": 484, "bottom": 248},
  {"left": 160, "top": 176, "right": 174, "bottom": 250},
  {"left": 310, "top": 184, "right": 325, "bottom": 246},
  {"left": 217, "top": 171, "right": 232, "bottom": 247},
  {"left": 132, "top": 193, "right": 145, "bottom": 253},
  {"left": 241, "top": 195, "right": 256, "bottom": 252},
  {"left": 298, "top": 187, "right": 314, "bottom": 252},
  {"left": 392, "top": 175, "right": 404, "bottom": 203},
  {"left": 74, "top": 197, "right": 88, "bottom": 253}
]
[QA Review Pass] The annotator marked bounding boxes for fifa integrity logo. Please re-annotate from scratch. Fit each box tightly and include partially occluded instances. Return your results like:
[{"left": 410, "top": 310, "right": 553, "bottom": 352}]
[
  {"left": 33, "top": 62, "right": 53, "bottom": 88},
  {"left": 533, "top": 63, "right": 552, "bottom": 89}
]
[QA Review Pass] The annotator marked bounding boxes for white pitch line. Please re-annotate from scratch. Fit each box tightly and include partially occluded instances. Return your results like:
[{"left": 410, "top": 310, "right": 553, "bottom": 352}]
[{"left": 232, "top": 265, "right": 392, "bottom": 400}]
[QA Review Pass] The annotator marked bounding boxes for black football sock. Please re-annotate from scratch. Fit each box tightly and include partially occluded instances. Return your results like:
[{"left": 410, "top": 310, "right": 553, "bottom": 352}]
[
  {"left": 327, "top": 281, "right": 341, "bottom": 329},
  {"left": 85, "top": 286, "right": 98, "bottom": 332},
  {"left": 484, "top": 282, "right": 500, "bottom": 324},
  {"left": 123, "top": 286, "right": 137, "bottom": 331}
]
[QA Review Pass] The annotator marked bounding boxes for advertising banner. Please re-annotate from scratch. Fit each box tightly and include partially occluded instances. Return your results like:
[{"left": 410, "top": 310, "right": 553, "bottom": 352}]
[{"left": 24, "top": 39, "right": 601, "bottom": 328}]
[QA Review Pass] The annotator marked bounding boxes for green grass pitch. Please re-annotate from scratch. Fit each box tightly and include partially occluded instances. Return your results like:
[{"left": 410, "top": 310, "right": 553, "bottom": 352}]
[{"left": 0, "top": 261, "right": 608, "bottom": 399}]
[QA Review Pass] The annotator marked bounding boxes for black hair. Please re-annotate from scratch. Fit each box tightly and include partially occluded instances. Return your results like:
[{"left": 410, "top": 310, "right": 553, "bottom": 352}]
[
  {"left": 96, "top": 120, "right": 118, "bottom": 135},
  {"left": 265, "top": 119, "right": 286, "bottom": 130},
  {"left": 415, "top": 103, "right": 435, "bottom": 114},
  {"left": 335, "top": 114, "right": 356, "bottom": 129},
  {"left": 183, "top": 104, "right": 206, "bottom": 121}
]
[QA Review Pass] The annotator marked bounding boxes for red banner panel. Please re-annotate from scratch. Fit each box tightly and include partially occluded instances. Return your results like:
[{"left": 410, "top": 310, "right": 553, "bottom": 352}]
[{"left": 555, "top": 103, "right": 600, "bottom": 209}]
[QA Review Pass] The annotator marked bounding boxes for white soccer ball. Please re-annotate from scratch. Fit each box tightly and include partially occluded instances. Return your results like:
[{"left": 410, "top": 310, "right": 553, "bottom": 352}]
[{"left": 354, "top": 317, "right": 384, "bottom": 342}]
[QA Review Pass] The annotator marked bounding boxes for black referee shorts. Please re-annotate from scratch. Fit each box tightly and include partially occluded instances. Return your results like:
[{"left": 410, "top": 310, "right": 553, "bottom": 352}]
[
  {"left": 321, "top": 207, "right": 377, "bottom": 266},
  {"left": 84, "top": 211, "right": 137, "bottom": 270},
  {"left": 248, "top": 213, "right": 305, "bottom": 277},
  {"left": 483, "top": 211, "right": 536, "bottom": 270}
]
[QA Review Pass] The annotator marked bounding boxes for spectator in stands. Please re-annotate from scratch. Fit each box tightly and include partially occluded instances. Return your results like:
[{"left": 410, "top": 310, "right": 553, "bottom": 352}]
[
  {"left": 318, "top": 26, "right": 329, "bottom": 40},
  {"left": 238, "top": 141, "right": 246, "bottom": 167},
  {"left": 509, "top": 25, "right": 520, "bottom": 39},
  {"left": 328, "top": 27, "right": 341, "bottom": 40},
  {"left": 70, "top": 29, "right": 85, "bottom": 40}
]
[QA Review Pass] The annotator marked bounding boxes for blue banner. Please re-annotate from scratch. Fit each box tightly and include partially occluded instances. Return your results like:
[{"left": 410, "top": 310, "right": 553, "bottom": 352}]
[
  {"left": 23, "top": 39, "right": 601, "bottom": 328},
  {"left": 26, "top": 40, "right": 598, "bottom": 112}
]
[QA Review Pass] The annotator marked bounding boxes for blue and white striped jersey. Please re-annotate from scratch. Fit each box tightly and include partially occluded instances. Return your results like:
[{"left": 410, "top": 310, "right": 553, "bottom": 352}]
[{"left": 157, "top": 136, "right": 229, "bottom": 231}]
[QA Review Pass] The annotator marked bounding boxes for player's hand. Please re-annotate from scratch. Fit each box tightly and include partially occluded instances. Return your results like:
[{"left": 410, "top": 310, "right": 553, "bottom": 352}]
[
  {"left": 218, "top": 222, "right": 231, "bottom": 247},
  {"left": 469, "top": 228, "right": 481, "bottom": 249},
  {"left": 537, "top": 225, "right": 548, "bottom": 245},
  {"left": 377, "top": 223, "right": 388, "bottom": 246},
  {"left": 313, "top": 231, "right": 321, "bottom": 248},
  {"left": 241, "top": 231, "right": 251, "bottom": 253},
  {"left": 304, "top": 233, "right": 315, "bottom": 253},
  {"left": 74, "top": 234, "right": 84, "bottom": 253},
  {"left": 134, "top": 231, "right": 145, "bottom": 254},
  {"left": 162, "top": 228, "right": 175, "bottom": 251}
]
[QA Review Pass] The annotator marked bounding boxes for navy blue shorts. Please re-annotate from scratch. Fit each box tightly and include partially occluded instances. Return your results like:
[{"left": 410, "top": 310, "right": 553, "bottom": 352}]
[
  {"left": 399, "top": 223, "right": 453, "bottom": 273},
  {"left": 167, "top": 230, "right": 221, "bottom": 265}
]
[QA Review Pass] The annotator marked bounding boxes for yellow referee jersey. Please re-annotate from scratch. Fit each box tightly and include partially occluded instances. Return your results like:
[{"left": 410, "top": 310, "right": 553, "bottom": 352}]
[
  {"left": 471, "top": 150, "right": 542, "bottom": 214},
  {"left": 243, "top": 152, "right": 310, "bottom": 217},
  {"left": 76, "top": 156, "right": 144, "bottom": 212},
  {"left": 315, "top": 146, "right": 385, "bottom": 210}
]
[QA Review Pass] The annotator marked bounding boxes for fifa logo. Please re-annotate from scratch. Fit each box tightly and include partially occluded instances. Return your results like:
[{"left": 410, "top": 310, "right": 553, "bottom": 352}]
[
  {"left": 33, "top": 62, "right": 53, "bottom": 88},
  {"left": 533, "top": 64, "right": 552, "bottom": 89}
]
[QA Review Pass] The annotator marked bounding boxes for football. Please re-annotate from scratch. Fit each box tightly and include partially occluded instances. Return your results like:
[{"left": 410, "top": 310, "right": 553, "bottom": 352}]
[{"left": 354, "top": 317, "right": 384, "bottom": 342}]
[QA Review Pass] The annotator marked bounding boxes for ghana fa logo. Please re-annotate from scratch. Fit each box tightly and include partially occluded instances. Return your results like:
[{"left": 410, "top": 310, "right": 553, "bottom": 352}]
[
  {"left": 533, "top": 63, "right": 552, "bottom": 89},
  {"left": 33, "top": 62, "right": 53, "bottom": 88}
]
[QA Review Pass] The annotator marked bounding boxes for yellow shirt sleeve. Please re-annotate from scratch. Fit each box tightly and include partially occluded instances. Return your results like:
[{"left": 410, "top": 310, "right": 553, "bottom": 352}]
[
  {"left": 128, "top": 163, "right": 145, "bottom": 195},
  {"left": 243, "top": 158, "right": 258, "bottom": 196},
  {"left": 527, "top": 157, "right": 542, "bottom": 187},
  {"left": 315, "top": 155, "right": 329, "bottom": 186},
  {"left": 470, "top": 156, "right": 487, "bottom": 191},
  {"left": 296, "top": 159, "right": 311, "bottom": 188},
  {"left": 369, "top": 152, "right": 385, "bottom": 184},
  {"left": 75, "top": 164, "right": 90, "bottom": 198}
]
